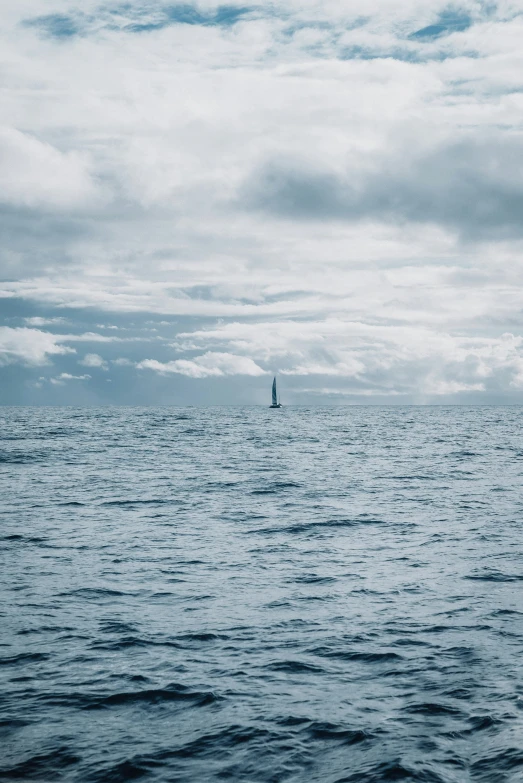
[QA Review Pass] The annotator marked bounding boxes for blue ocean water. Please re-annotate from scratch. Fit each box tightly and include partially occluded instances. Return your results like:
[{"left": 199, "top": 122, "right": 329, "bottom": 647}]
[{"left": 1, "top": 406, "right": 523, "bottom": 783}]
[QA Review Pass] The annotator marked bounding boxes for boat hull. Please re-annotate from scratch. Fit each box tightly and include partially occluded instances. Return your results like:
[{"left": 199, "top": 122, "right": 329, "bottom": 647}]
[{"left": 269, "top": 404, "right": 282, "bottom": 408}]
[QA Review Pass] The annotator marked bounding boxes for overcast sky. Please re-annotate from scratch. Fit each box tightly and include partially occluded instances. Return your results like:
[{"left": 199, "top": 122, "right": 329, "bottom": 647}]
[{"left": 2, "top": 0, "right": 523, "bottom": 405}]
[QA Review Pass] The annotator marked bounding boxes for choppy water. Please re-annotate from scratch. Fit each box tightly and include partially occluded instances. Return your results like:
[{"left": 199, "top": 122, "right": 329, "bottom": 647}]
[{"left": 1, "top": 406, "right": 523, "bottom": 783}]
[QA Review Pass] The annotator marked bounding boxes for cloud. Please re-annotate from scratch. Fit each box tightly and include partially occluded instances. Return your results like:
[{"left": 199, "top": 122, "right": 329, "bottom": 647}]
[
  {"left": 112, "top": 357, "right": 134, "bottom": 366},
  {"left": 137, "top": 352, "right": 266, "bottom": 378},
  {"left": 22, "top": 4, "right": 257, "bottom": 39},
  {"left": 3, "top": 0, "right": 523, "bottom": 403},
  {"left": 163, "top": 321, "right": 523, "bottom": 396},
  {"left": 0, "top": 127, "right": 101, "bottom": 211},
  {"left": 0, "top": 327, "right": 75, "bottom": 366},
  {"left": 241, "top": 135, "right": 523, "bottom": 238},
  {"left": 0, "top": 328, "right": 126, "bottom": 367},
  {"left": 423, "top": 379, "right": 485, "bottom": 395},
  {"left": 61, "top": 332, "right": 128, "bottom": 343},
  {"left": 295, "top": 387, "right": 406, "bottom": 397},
  {"left": 23, "top": 13, "right": 81, "bottom": 39},
  {"left": 79, "top": 352, "right": 109, "bottom": 369},
  {"left": 50, "top": 372, "right": 91, "bottom": 385},
  {"left": 24, "top": 316, "right": 68, "bottom": 326}
]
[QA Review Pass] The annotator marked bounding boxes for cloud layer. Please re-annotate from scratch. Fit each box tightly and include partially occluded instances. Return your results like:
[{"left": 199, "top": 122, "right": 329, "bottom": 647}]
[
  {"left": 138, "top": 352, "right": 266, "bottom": 378},
  {"left": 2, "top": 0, "right": 523, "bottom": 403}
]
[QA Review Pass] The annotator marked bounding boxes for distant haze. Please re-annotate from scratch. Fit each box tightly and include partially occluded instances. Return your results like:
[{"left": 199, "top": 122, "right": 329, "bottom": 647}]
[{"left": 2, "top": 1, "right": 523, "bottom": 405}]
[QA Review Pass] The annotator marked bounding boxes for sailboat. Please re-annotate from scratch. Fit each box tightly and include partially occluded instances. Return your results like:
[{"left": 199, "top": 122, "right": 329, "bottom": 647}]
[{"left": 270, "top": 376, "right": 282, "bottom": 408}]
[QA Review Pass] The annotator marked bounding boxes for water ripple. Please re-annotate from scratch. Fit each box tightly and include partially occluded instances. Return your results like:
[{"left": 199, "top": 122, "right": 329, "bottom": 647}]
[{"left": 1, "top": 405, "right": 522, "bottom": 782}]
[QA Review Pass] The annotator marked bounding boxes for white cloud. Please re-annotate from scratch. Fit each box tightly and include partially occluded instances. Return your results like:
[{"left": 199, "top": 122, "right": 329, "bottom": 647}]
[
  {"left": 79, "top": 353, "right": 108, "bottom": 369},
  {"left": 50, "top": 372, "right": 91, "bottom": 385},
  {"left": 295, "top": 387, "right": 406, "bottom": 397},
  {"left": 23, "top": 316, "right": 68, "bottom": 326},
  {"left": 112, "top": 357, "right": 134, "bottom": 366},
  {"left": 160, "top": 321, "right": 523, "bottom": 396},
  {"left": 137, "top": 352, "right": 266, "bottom": 378},
  {"left": 0, "top": 328, "right": 126, "bottom": 367},
  {"left": 60, "top": 332, "right": 124, "bottom": 343},
  {"left": 0, "top": 327, "right": 75, "bottom": 366},
  {"left": 0, "top": 127, "right": 102, "bottom": 210},
  {"left": 423, "top": 379, "right": 485, "bottom": 395}
]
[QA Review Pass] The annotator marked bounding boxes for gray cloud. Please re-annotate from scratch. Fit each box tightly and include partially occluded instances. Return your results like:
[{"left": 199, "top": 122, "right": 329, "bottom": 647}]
[{"left": 241, "top": 135, "right": 523, "bottom": 238}]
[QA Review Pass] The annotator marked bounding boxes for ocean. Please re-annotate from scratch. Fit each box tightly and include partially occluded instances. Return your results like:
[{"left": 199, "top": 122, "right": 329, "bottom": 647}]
[{"left": 1, "top": 406, "right": 522, "bottom": 782}]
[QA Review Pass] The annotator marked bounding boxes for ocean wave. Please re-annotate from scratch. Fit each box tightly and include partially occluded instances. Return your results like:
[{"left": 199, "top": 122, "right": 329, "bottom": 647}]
[
  {"left": 465, "top": 570, "right": 523, "bottom": 582},
  {"left": 292, "top": 575, "right": 338, "bottom": 584},
  {"left": 0, "top": 747, "right": 81, "bottom": 780},
  {"left": 86, "top": 726, "right": 278, "bottom": 781},
  {"left": 307, "top": 721, "right": 373, "bottom": 744},
  {"left": 0, "top": 717, "right": 31, "bottom": 737},
  {"left": 2, "top": 405, "right": 523, "bottom": 782},
  {"left": 251, "top": 481, "right": 302, "bottom": 495},
  {"left": 38, "top": 682, "right": 221, "bottom": 710},
  {"left": 308, "top": 646, "right": 403, "bottom": 663},
  {"left": 58, "top": 588, "right": 129, "bottom": 599},
  {"left": 0, "top": 652, "right": 50, "bottom": 666},
  {"left": 100, "top": 498, "right": 174, "bottom": 507},
  {"left": 471, "top": 747, "right": 523, "bottom": 776},
  {"left": 1, "top": 534, "right": 47, "bottom": 544},
  {"left": 403, "top": 702, "right": 466, "bottom": 717},
  {"left": 251, "top": 517, "right": 385, "bottom": 536},
  {"left": 0, "top": 450, "right": 47, "bottom": 464},
  {"left": 334, "top": 760, "right": 447, "bottom": 783},
  {"left": 265, "top": 660, "right": 325, "bottom": 674}
]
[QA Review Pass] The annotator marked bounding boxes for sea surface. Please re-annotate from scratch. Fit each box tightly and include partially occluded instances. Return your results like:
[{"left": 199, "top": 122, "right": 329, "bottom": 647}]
[{"left": 1, "top": 406, "right": 523, "bottom": 783}]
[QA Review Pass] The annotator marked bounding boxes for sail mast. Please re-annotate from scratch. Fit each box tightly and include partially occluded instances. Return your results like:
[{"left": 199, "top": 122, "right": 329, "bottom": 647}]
[{"left": 272, "top": 377, "right": 277, "bottom": 406}]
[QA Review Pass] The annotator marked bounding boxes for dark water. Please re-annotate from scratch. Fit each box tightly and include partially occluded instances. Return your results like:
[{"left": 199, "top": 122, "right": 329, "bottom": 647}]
[{"left": 1, "top": 406, "right": 523, "bottom": 783}]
